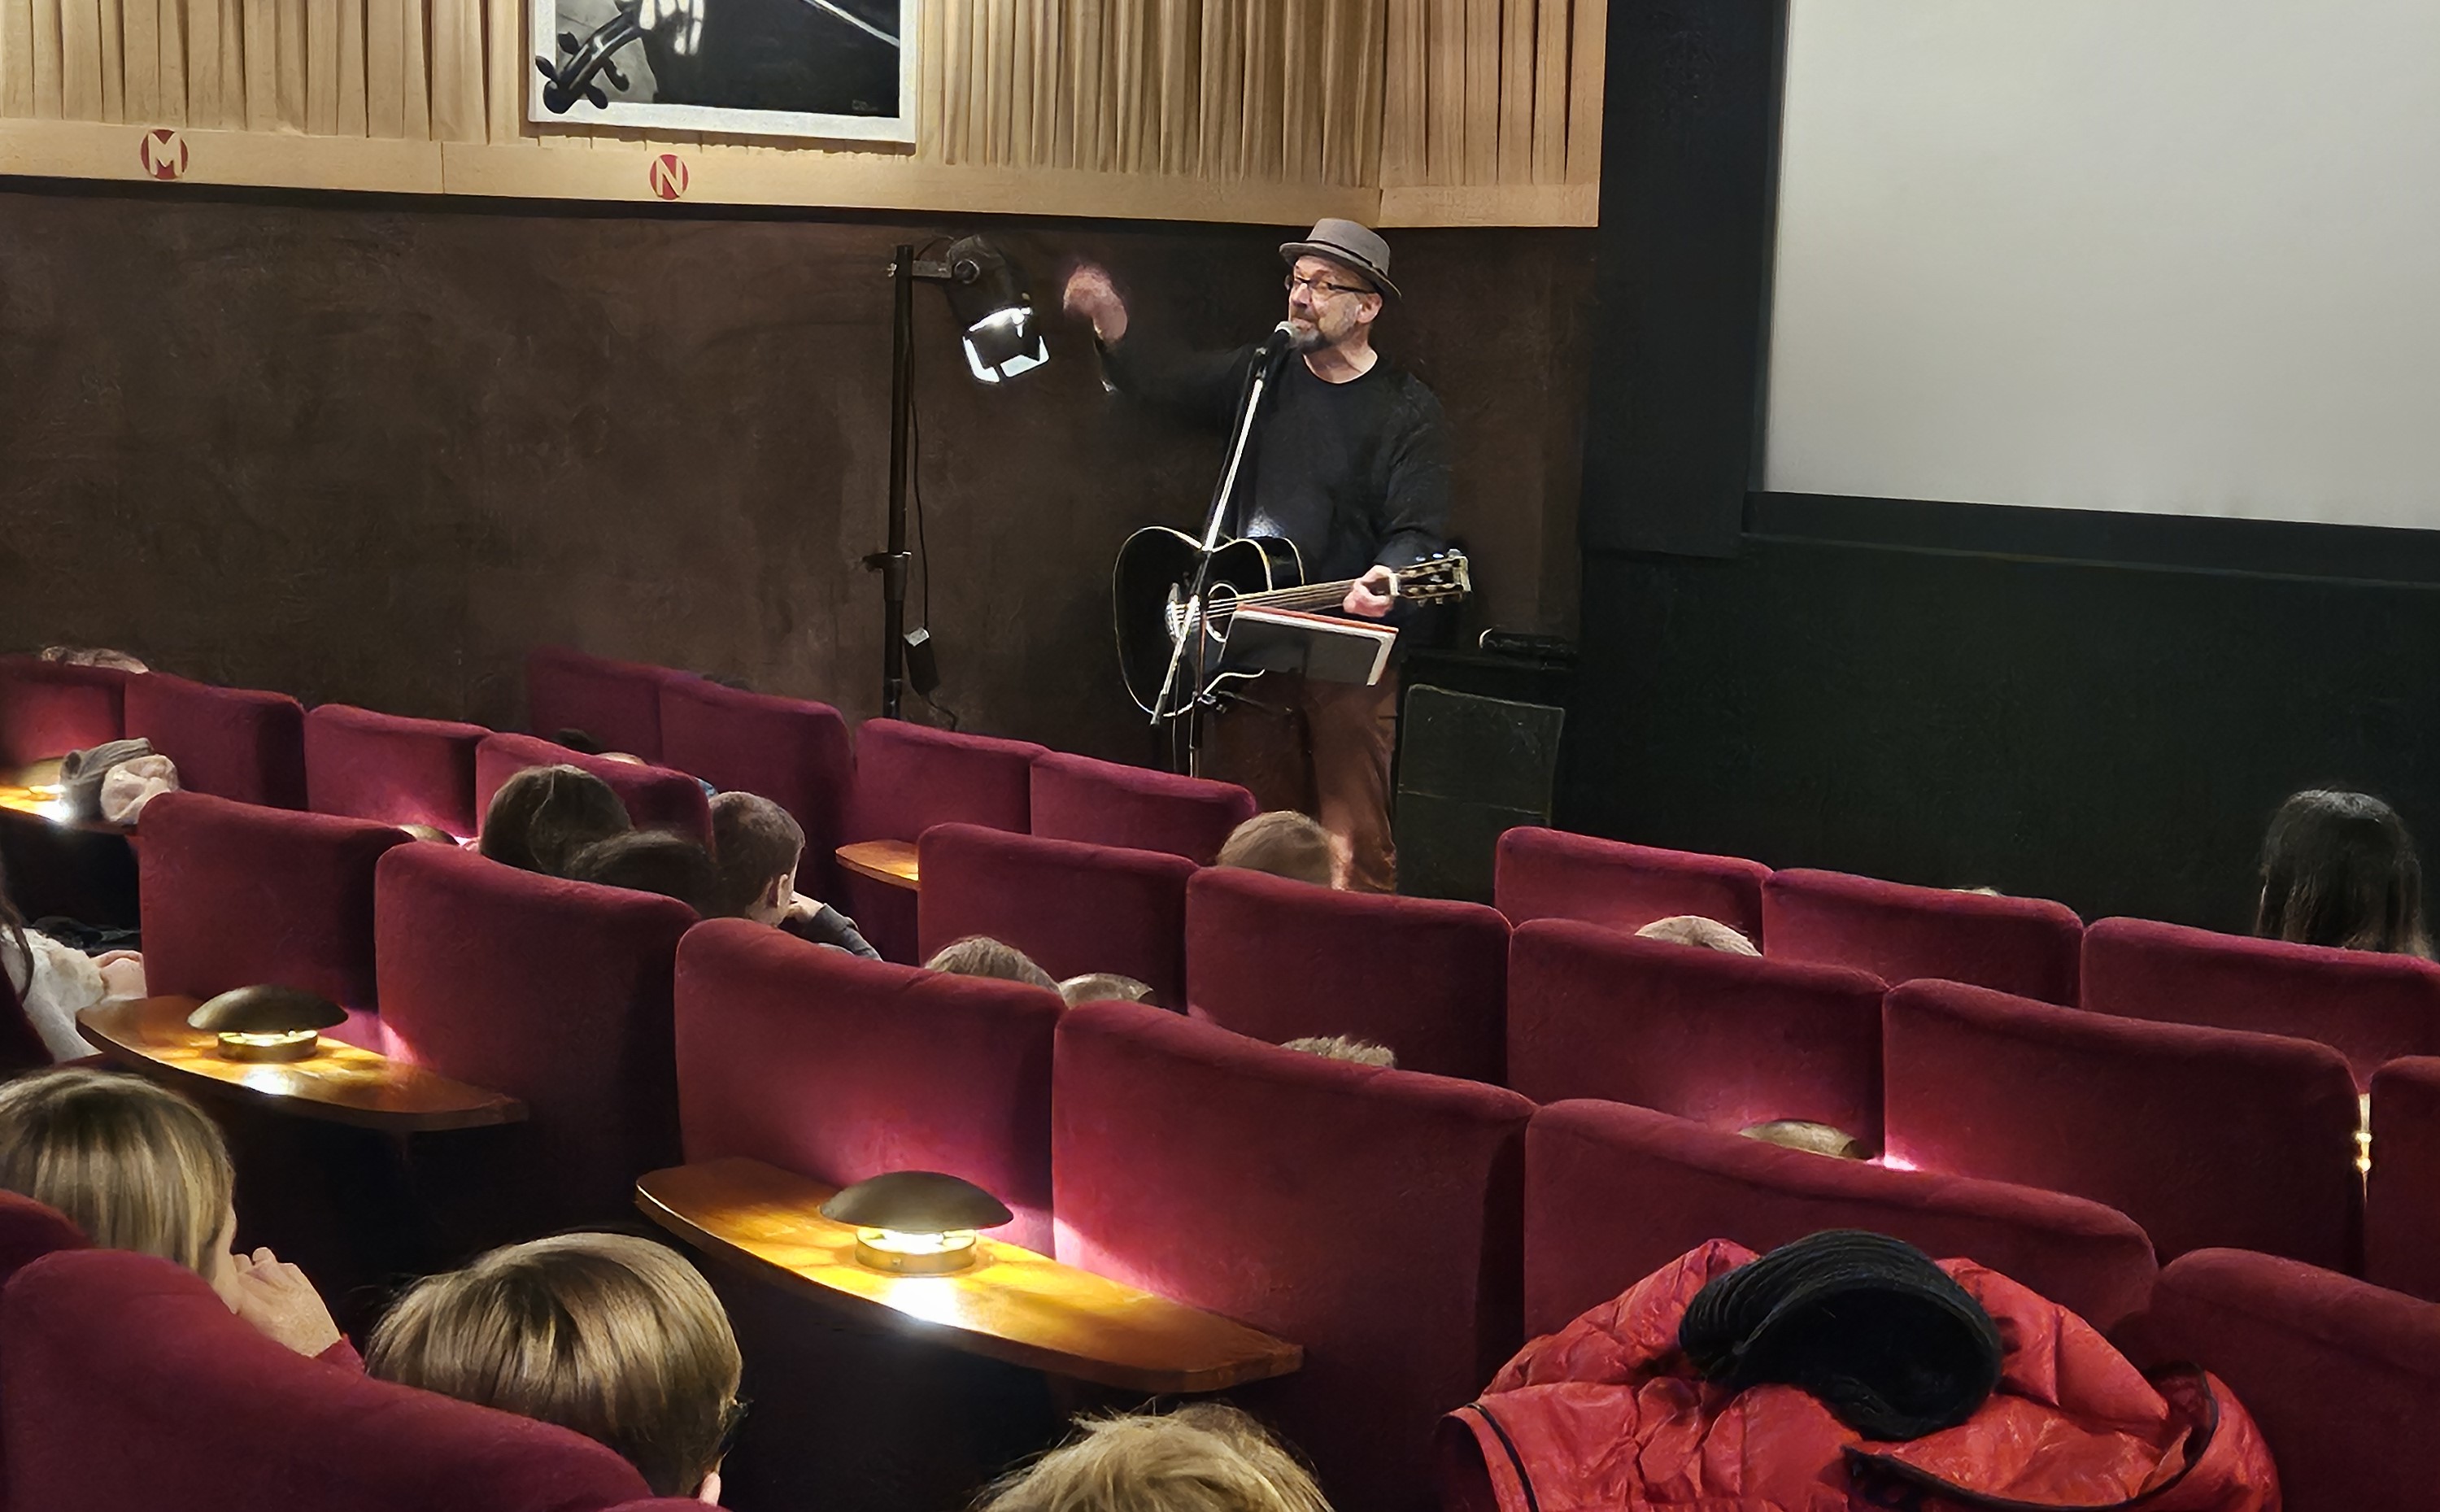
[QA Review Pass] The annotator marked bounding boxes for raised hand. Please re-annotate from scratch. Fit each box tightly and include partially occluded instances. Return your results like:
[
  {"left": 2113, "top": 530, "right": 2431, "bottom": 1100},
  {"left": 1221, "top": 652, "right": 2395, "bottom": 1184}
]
[
  {"left": 228, "top": 1246, "right": 345, "bottom": 1357},
  {"left": 1061, "top": 262, "right": 1130, "bottom": 344}
]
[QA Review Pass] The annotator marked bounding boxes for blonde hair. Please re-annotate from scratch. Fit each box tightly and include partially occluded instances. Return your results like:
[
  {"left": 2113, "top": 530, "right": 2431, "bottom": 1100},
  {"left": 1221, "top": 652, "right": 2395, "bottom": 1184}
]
[
  {"left": 1058, "top": 973, "right": 1156, "bottom": 1007},
  {"left": 367, "top": 1232, "right": 742, "bottom": 1497},
  {"left": 1280, "top": 1035, "right": 1396, "bottom": 1069},
  {"left": 1634, "top": 915, "right": 1761, "bottom": 956},
  {"left": 0, "top": 1067, "right": 233, "bottom": 1275},
  {"left": 1739, "top": 1119, "right": 1871, "bottom": 1161},
  {"left": 926, "top": 935, "right": 1058, "bottom": 991},
  {"left": 978, "top": 1404, "right": 1332, "bottom": 1512},
  {"left": 1217, "top": 813, "right": 1336, "bottom": 889}
]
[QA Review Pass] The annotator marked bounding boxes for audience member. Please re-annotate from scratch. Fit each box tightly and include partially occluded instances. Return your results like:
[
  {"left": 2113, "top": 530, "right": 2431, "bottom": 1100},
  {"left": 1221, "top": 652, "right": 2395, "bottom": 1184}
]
[
  {"left": 1634, "top": 914, "right": 1761, "bottom": 955},
  {"left": 0, "top": 1068, "right": 346, "bottom": 1358},
  {"left": 2, "top": 859, "right": 144, "bottom": 1061},
  {"left": 1739, "top": 1120, "right": 1871, "bottom": 1161},
  {"left": 1058, "top": 972, "right": 1156, "bottom": 1007},
  {"left": 478, "top": 765, "right": 631, "bottom": 875},
  {"left": 1282, "top": 1035, "right": 1396, "bottom": 1068},
  {"left": 926, "top": 935, "right": 1058, "bottom": 991},
  {"left": 706, "top": 791, "right": 877, "bottom": 957},
  {"left": 2255, "top": 788, "right": 2433, "bottom": 956},
  {"left": 564, "top": 830, "right": 722, "bottom": 916},
  {"left": 367, "top": 1232, "right": 743, "bottom": 1502},
  {"left": 1217, "top": 812, "right": 1339, "bottom": 889},
  {"left": 37, "top": 645, "right": 148, "bottom": 672},
  {"left": 978, "top": 1404, "right": 1331, "bottom": 1512}
]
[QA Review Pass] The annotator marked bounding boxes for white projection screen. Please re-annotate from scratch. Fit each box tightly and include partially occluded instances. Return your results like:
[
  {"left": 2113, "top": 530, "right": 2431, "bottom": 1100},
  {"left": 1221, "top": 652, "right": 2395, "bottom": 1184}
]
[{"left": 1762, "top": 1, "right": 2440, "bottom": 527}]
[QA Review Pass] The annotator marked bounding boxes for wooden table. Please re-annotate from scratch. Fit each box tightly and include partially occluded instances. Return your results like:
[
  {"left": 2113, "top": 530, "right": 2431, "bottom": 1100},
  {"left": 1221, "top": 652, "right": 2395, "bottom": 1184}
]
[
  {"left": 0, "top": 760, "right": 133, "bottom": 838},
  {"left": 638, "top": 1157, "right": 1301, "bottom": 1394},
  {"left": 78, "top": 997, "right": 525, "bottom": 1132},
  {"left": 836, "top": 839, "right": 920, "bottom": 891}
]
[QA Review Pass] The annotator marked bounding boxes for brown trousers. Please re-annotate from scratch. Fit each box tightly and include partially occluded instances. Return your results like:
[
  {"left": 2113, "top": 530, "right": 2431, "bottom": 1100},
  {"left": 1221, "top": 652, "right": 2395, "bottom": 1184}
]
[{"left": 1204, "top": 671, "right": 1400, "bottom": 892}]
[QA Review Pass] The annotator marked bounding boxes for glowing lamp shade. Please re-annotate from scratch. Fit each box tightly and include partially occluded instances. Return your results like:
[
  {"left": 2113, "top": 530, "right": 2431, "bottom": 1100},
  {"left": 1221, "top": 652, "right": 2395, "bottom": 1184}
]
[
  {"left": 820, "top": 1170, "right": 1012, "bottom": 1276},
  {"left": 961, "top": 307, "right": 1048, "bottom": 385},
  {"left": 187, "top": 984, "right": 346, "bottom": 1064},
  {"left": 938, "top": 236, "right": 1050, "bottom": 385}
]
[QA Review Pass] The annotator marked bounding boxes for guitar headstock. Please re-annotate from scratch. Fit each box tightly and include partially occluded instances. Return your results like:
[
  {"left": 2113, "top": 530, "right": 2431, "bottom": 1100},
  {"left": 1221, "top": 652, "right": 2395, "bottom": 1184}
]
[{"left": 1389, "top": 552, "right": 1472, "bottom": 603}]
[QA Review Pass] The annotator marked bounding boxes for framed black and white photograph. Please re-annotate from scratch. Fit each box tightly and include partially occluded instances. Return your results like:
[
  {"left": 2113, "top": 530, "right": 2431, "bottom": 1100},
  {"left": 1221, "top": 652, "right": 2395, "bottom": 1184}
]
[{"left": 530, "top": 0, "right": 914, "bottom": 143}]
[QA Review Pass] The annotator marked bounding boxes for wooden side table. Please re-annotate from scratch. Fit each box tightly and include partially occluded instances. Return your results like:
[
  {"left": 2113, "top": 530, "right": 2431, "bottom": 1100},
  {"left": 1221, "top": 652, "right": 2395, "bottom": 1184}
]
[{"left": 835, "top": 839, "right": 921, "bottom": 891}]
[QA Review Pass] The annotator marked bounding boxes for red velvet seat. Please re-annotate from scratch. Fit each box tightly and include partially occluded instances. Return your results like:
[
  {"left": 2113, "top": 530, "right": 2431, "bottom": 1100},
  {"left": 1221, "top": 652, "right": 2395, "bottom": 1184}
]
[
  {"left": 1053, "top": 1002, "right": 1532, "bottom": 1512},
  {"left": 121, "top": 672, "right": 307, "bottom": 810},
  {"left": 657, "top": 679, "right": 854, "bottom": 897},
  {"left": 0, "top": 656, "right": 129, "bottom": 765},
  {"left": 2085, "top": 916, "right": 2440, "bottom": 1087},
  {"left": 0, "top": 1191, "right": 85, "bottom": 1287},
  {"left": 1495, "top": 827, "right": 1771, "bottom": 943},
  {"left": 525, "top": 645, "right": 695, "bottom": 762},
  {"left": 1762, "top": 866, "right": 2084, "bottom": 1003},
  {"left": 138, "top": 791, "right": 412, "bottom": 1022},
  {"left": 1027, "top": 751, "right": 1257, "bottom": 865},
  {"left": 1884, "top": 979, "right": 2361, "bottom": 1270},
  {"left": 675, "top": 918, "right": 1060, "bottom": 1250},
  {"left": 303, "top": 704, "right": 489, "bottom": 836},
  {"left": 1520, "top": 1100, "right": 2157, "bottom": 1339},
  {"left": 1186, "top": 866, "right": 1510, "bottom": 1081},
  {"left": 917, "top": 824, "right": 1194, "bottom": 1009},
  {"left": 1506, "top": 919, "right": 1887, "bottom": 1148},
  {"left": 474, "top": 732, "right": 711, "bottom": 846},
  {"left": 844, "top": 719, "right": 1046, "bottom": 964},
  {"left": 0, "top": 1249, "right": 697, "bottom": 1512},
  {"left": 374, "top": 842, "right": 695, "bottom": 1237},
  {"left": 2119, "top": 1248, "right": 2440, "bottom": 1512},
  {"left": 2365, "top": 1057, "right": 2440, "bottom": 1301}
]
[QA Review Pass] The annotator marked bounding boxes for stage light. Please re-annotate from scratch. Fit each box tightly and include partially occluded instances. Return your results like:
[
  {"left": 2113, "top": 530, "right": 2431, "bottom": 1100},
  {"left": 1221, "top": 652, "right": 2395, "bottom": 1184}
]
[
  {"left": 820, "top": 1170, "right": 1012, "bottom": 1276},
  {"left": 187, "top": 984, "right": 346, "bottom": 1064},
  {"left": 936, "top": 237, "right": 1049, "bottom": 384}
]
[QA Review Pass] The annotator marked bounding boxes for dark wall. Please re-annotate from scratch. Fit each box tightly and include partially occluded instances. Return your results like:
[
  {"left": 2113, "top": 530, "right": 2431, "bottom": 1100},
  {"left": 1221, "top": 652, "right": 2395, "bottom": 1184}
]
[{"left": 0, "top": 181, "right": 1594, "bottom": 763}]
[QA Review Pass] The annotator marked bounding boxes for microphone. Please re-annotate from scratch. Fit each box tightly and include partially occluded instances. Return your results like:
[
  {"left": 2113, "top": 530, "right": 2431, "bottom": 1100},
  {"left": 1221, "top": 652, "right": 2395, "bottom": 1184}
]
[{"left": 1260, "top": 320, "right": 1296, "bottom": 359}]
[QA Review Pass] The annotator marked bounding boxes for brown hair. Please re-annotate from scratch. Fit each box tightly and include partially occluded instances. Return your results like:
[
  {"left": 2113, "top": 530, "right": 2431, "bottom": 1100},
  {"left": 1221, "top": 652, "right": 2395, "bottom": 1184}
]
[
  {"left": 1280, "top": 1035, "right": 1396, "bottom": 1068},
  {"left": 978, "top": 1404, "right": 1332, "bottom": 1512},
  {"left": 0, "top": 1067, "right": 233, "bottom": 1275},
  {"left": 1739, "top": 1120, "right": 1871, "bottom": 1161},
  {"left": 564, "top": 830, "right": 722, "bottom": 917},
  {"left": 480, "top": 765, "right": 632, "bottom": 876},
  {"left": 367, "top": 1232, "right": 743, "bottom": 1498},
  {"left": 708, "top": 791, "right": 805, "bottom": 917},
  {"left": 2256, "top": 789, "right": 2433, "bottom": 957},
  {"left": 1634, "top": 915, "right": 1761, "bottom": 956},
  {"left": 1217, "top": 812, "right": 1336, "bottom": 888},
  {"left": 926, "top": 935, "right": 1058, "bottom": 991}
]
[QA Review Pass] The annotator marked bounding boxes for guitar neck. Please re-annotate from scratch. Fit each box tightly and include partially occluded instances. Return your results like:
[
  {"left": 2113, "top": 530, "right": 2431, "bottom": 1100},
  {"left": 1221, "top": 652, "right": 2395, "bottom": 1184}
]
[{"left": 1230, "top": 575, "right": 1379, "bottom": 610}]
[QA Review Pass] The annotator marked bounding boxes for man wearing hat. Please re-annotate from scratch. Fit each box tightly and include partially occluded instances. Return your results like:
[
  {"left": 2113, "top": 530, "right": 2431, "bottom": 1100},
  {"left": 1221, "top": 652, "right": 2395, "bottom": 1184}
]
[{"left": 1063, "top": 219, "right": 1452, "bottom": 893}]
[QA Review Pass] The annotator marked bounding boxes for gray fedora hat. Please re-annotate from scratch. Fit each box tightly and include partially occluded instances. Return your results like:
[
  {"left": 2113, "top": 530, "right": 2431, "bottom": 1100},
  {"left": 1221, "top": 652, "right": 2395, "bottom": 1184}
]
[{"left": 1279, "top": 217, "right": 1400, "bottom": 299}]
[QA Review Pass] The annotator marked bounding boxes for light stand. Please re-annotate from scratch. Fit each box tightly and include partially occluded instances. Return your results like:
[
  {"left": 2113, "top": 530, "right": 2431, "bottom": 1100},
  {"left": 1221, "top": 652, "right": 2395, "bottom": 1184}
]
[{"left": 869, "top": 237, "right": 1048, "bottom": 719}]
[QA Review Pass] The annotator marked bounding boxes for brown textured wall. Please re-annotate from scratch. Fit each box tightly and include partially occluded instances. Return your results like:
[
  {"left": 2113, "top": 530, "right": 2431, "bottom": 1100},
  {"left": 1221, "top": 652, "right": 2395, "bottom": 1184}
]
[{"left": 0, "top": 181, "right": 1592, "bottom": 759}]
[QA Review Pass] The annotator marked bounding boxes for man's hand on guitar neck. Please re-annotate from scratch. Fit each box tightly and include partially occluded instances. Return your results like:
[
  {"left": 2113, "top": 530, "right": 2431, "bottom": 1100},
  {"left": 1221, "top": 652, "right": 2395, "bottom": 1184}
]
[
  {"left": 1343, "top": 564, "right": 1396, "bottom": 618},
  {"left": 1061, "top": 262, "right": 1130, "bottom": 345}
]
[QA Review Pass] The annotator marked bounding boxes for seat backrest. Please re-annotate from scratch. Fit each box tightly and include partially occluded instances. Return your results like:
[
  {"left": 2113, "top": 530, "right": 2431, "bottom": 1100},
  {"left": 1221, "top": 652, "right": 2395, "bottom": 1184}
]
[
  {"left": 373, "top": 843, "right": 695, "bottom": 1234},
  {"left": 675, "top": 918, "right": 1060, "bottom": 1251},
  {"left": 656, "top": 680, "right": 854, "bottom": 899},
  {"left": 1506, "top": 919, "right": 1887, "bottom": 1147},
  {"left": 2085, "top": 916, "right": 2440, "bottom": 1087},
  {"left": 843, "top": 719, "right": 1047, "bottom": 964},
  {"left": 1763, "top": 867, "right": 2084, "bottom": 1004},
  {"left": 1186, "top": 866, "right": 1510, "bottom": 1082},
  {"left": 917, "top": 824, "right": 1194, "bottom": 1009},
  {"left": 1027, "top": 751, "right": 1257, "bottom": 865},
  {"left": 0, "top": 1192, "right": 85, "bottom": 1288},
  {"left": 2365, "top": 1056, "right": 2440, "bottom": 1301},
  {"left": 1, "top": 1249, "right": 686, "bottom": 1512},
  {"left": 1884, "top": 978, "right": 2362, "bottom": 1270},
  {"left": 1053, "top": 1002, "right": 1531, "bottom": 1512},
  {"left": 474, "top": 732, "right": 711, "bottom": 846},
  {"left": 1494, "top": 827, "right": 1770, "bottom": 943},
  {"left": 139, "top": 791, "right": 411, "bottom": 1011},
  {"left": 1522, "top": 1099, "right": 2157, "bottom": 1338},
  {"left": 525, "top": 646, "right": 694, "bottom": 763},
  {"left": 303, "top": 704, "right": 489, "bottom": 836},
  {"left": 0, "top": 656, "right": 128, "bottom": 766},
  {"left": 2120, "top": 1248, "right": 2440, "bottom": 1512},
  {"left": 121, "top": 672, "right": 307, "bottom": 810}
]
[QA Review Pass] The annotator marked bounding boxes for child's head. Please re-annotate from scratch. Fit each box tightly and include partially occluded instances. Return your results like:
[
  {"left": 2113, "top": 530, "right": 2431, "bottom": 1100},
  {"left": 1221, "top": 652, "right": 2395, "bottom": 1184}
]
[
  {"left": 1280, "top": 1035, "right": 1396, "bottom": 1068},
  {"left": 1058, "top": 973, "right": 1157, "bottom": 1007},
  {"left": 0, "top": 1067, "right": 234, "bottom": 1279},
  {"left": 2257, "top": 788, "right": 2432, "bottom": 957},
  {"left": 708, "top": 791, "right": 804, "bottom": 925},
  {"left": 564, "top": 830, "right": 722, "bottom": 917},
  {"left": 1634, "top": 915, "right": 1761, "bottom": 956},
  {"left": 1217, "top": 812, "right": 1339, "bottom": 889},
  {"left": 479, "top": 765, "right": 632, "bottom": 876},
  {"left": 979, "top": 1404, "right": 1331, "bottom": 1512},
  {"left": 367, "top": 1232, "right": 743, "bottom": 1500},
  {"left": 925, "top": 935, "right": 1058, "bottom": 991},
  {"left": 1739, "top": 1120, "right": 1871, "bottom": 1161}
]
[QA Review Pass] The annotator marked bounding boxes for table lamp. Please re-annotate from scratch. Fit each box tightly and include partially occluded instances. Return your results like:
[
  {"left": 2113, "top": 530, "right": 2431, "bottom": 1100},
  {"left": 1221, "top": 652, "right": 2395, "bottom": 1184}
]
[
  {"left": 820, "top": 1170, "right": 1011, "bottom": 1275},
  {"left": 187, "top": 984, "right": 346, "bottom": 1063}
]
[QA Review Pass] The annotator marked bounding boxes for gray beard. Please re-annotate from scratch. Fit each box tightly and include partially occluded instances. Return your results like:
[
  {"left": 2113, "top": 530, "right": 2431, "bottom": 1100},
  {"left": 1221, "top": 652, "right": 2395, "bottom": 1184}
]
[{"left": 1288, "top": 323, "right": 1330, "bottom": 354}]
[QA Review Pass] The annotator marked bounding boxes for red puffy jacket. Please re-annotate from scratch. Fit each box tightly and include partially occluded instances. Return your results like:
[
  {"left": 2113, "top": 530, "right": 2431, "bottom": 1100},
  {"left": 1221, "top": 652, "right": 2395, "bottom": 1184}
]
[{"left": 1440, "top": 1240, "right": 2278, "bottom": 1512}]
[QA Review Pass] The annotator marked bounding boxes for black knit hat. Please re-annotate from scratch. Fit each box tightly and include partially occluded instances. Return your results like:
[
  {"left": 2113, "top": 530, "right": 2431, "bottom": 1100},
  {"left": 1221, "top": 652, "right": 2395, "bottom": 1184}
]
[{"left": 1678, "top": 1231, "right": 2005, "bottom": 1441}]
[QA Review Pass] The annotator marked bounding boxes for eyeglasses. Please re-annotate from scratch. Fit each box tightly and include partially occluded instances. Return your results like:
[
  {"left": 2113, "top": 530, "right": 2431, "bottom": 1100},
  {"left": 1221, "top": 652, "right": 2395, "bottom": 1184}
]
[{"left": 1284, "top": 272, "right": 1374, "bottom": 299}]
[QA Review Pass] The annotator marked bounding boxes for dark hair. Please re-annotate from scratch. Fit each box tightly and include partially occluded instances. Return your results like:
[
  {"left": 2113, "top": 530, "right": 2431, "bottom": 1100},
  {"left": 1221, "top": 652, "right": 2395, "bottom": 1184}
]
[
  {"left": 480, "top": 765, "right": 632, "bottom": 877},
  {"left": 2256, "top": 789, "right": 2432, "bottom": 957},
  {"left": 708, "top": 792, "right": 804, "bottom": 917},
  {"left": 564, "top": 831, "right": 721, "bottom": 917},
  {"left": 924, "top": 935, "right": 1057, "bottom": 991}
]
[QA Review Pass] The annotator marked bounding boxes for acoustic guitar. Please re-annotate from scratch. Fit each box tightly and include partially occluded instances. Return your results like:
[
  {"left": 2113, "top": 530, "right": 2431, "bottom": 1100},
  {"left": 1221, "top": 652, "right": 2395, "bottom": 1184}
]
[{"left": 1112, "top": 525, "right": 1472, "bottom": 717}]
